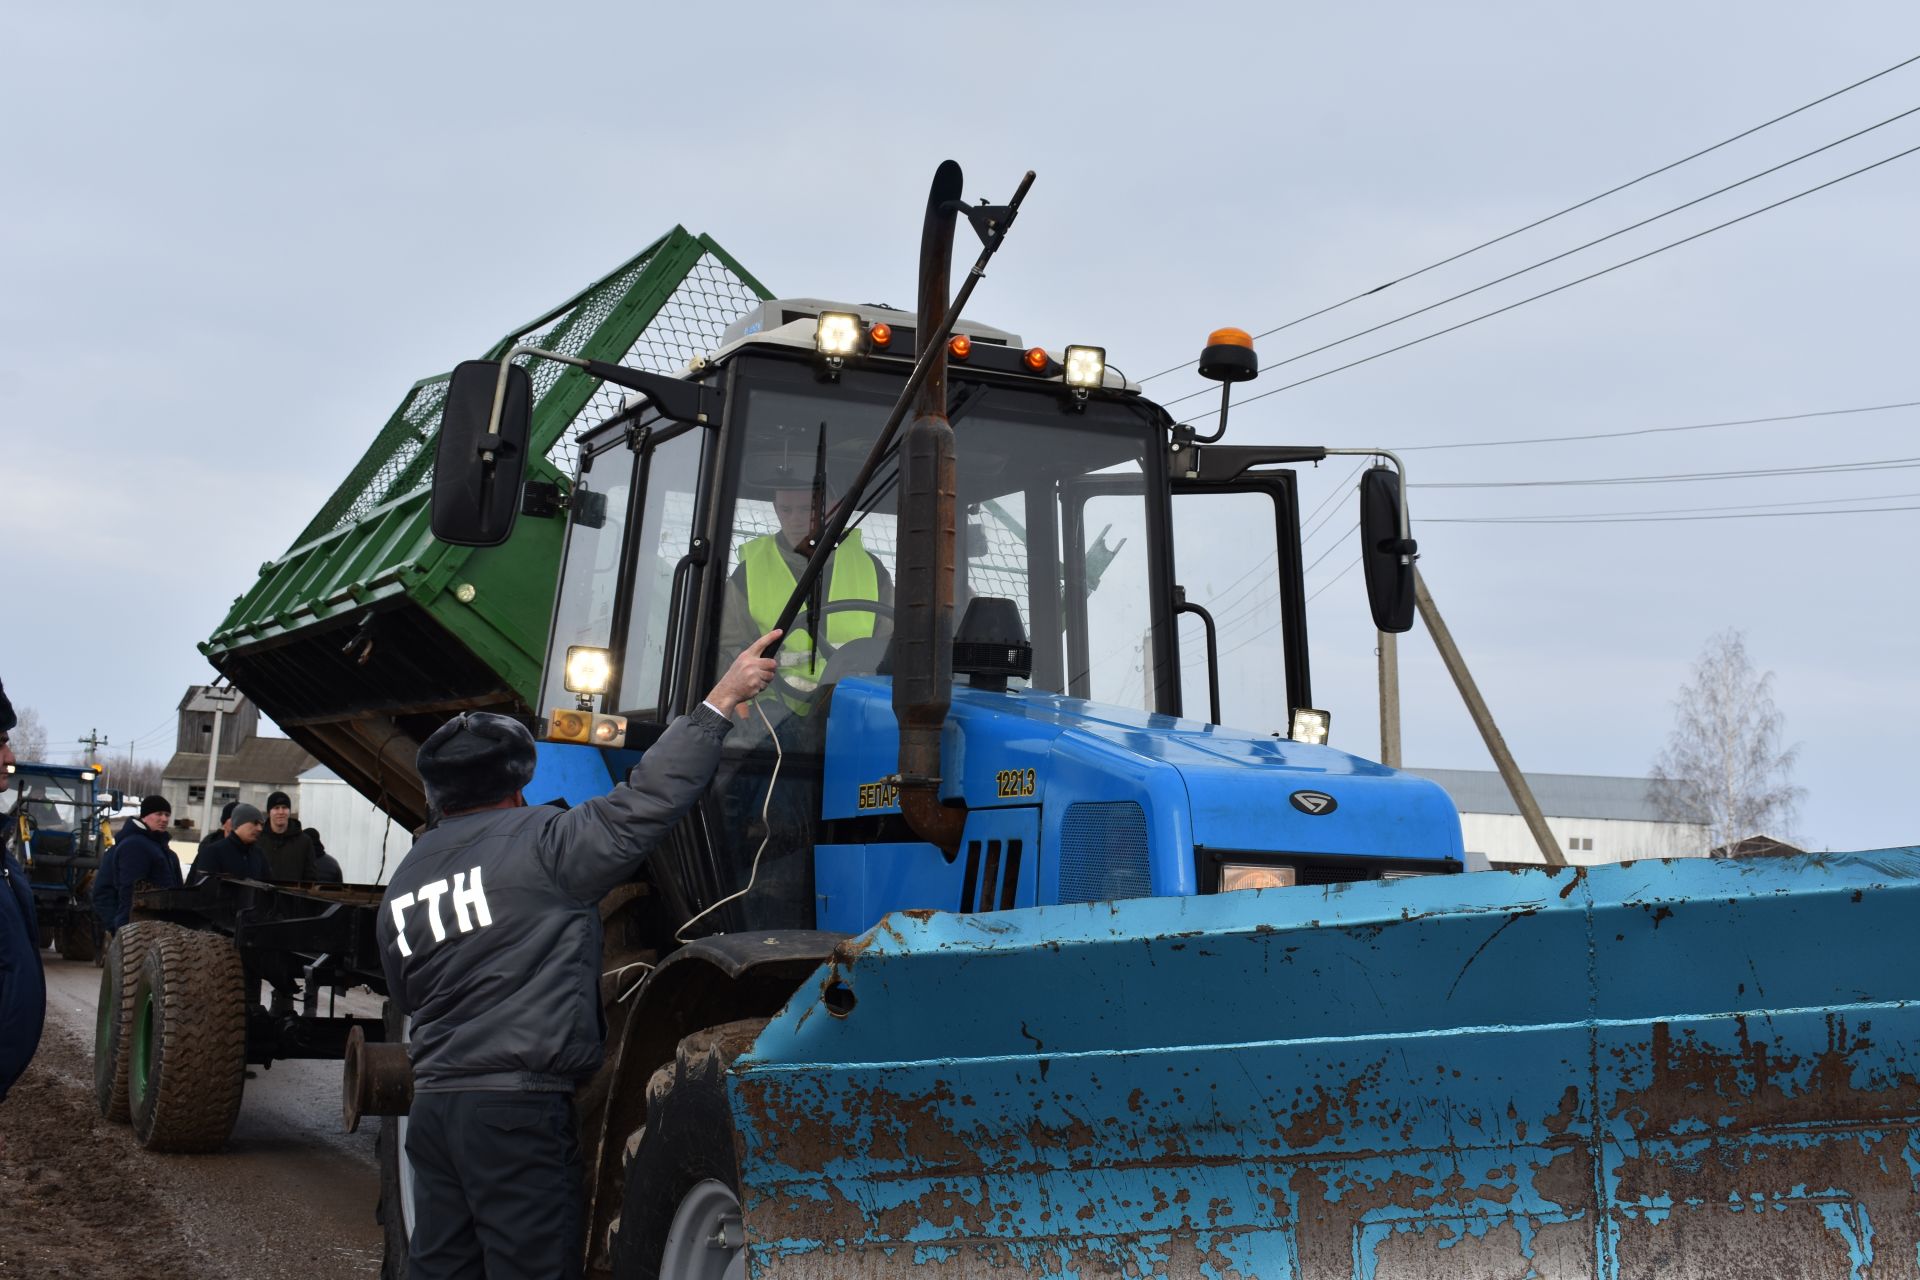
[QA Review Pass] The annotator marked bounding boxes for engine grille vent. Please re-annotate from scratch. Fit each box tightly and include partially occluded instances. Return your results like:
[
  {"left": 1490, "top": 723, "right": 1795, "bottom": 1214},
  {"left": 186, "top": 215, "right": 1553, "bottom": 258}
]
[{"left": 1058, "top": 802, "right": 1152, "bottom": 903}]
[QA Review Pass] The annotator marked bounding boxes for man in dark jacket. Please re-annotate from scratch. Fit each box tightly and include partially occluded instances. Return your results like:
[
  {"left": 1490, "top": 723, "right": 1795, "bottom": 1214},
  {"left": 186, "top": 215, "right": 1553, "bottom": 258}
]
[
  {"left": 197, "top": 799, "right": 238, "bottom": 858},
  {"left": 308, "top": 828, "right": 344, "bottom": 883},
  {"left": 189, "top": 803, "right": 270, "bottom": 883},
  {"left": 256, "top": 790, "right": 322, "bottom": 881},
  {"left": 379, "top": 630, "right": 777, "bottom": 1280},
  {"left": 94, "top": 796, "right": 184, "bottom": 931},
  {"left": 0, "top": 678, "right": 47, "bottom": 1103}
]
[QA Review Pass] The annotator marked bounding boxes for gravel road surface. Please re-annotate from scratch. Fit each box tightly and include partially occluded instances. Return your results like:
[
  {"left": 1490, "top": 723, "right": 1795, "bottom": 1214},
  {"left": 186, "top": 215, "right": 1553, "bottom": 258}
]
[{"left": 0, "top": 954, "right": 384, "bottom": 1279}]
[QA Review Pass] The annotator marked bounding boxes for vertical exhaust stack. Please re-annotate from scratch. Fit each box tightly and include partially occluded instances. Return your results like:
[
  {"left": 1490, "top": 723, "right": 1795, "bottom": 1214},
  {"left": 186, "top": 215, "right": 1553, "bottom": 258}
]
[{"left": 894, "top": 160, "right": 967, "bottom": 853}]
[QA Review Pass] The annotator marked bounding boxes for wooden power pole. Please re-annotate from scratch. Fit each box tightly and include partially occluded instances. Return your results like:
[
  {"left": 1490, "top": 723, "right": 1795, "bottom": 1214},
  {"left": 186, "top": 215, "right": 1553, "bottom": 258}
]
[{"left": 1413, "top": 570, "right": 1565, "bottom": 867}]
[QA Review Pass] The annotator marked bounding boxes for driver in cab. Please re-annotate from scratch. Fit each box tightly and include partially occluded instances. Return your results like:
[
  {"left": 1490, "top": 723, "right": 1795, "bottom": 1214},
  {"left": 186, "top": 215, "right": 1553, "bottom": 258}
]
[{"left": 721, "top": 464, "right": 891, "bottom": 713}]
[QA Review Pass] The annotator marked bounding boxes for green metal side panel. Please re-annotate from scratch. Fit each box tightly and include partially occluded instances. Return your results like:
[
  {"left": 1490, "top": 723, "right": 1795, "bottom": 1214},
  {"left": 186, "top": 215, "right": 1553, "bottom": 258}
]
[{"left": 197, "top": 231, "right": 770, "bottom": 824}]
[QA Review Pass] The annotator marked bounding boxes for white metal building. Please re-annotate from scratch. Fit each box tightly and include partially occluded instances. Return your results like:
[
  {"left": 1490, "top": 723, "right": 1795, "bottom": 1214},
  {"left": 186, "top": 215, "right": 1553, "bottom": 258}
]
[
  {"left": 296, "top": 765, "right": 412, "bottom": 885},
  {"left": 1404, "top": 768, "right": 1711, "bottom": 868}
]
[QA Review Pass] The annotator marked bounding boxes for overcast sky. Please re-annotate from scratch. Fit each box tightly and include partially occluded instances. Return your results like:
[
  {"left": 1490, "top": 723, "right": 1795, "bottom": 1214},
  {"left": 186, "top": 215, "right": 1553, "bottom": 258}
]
[{"left": 4, "top": 3, "right": 1915, "bottom": 851}]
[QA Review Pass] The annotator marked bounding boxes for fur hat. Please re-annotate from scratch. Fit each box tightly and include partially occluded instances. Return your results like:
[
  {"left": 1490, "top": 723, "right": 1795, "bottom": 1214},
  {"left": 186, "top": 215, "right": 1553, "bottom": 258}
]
[{"left": 416, "top": 712, "right": 537, "bottom": 814}]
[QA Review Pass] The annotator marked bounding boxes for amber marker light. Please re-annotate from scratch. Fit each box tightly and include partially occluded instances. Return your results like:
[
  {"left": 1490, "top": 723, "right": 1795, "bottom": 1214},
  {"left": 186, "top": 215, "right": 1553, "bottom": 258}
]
[
  {"left": 1023, "top": 346, "right": 1049, "bottom": 371},
  {"left": 1208, "top": 326, "right": 1254, "bottom": 348},
  {"left": 869, "top": 321, "right": 893, "bottom": 349},
  {"left": 948, "top": 333, "right": 972, "bottom": 359}
]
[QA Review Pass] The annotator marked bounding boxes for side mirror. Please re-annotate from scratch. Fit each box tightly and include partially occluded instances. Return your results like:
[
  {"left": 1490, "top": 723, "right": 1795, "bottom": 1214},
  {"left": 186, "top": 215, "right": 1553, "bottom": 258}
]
[
  {"left": 430, "top": 360, "right": 534, "bottom": 547},
  {"left": 1359, "top": 466, "right": 1416, "bottom": 633}
]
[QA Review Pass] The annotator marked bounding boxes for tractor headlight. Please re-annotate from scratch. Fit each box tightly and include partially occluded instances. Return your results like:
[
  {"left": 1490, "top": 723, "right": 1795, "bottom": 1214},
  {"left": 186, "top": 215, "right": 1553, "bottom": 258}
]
[
  {"left": 815, "top": 312, "right": 862, "bottom": 358},
  {"left": 1220, "top": 863, "right": 1297, "bottom": 892},
  {"left": 1288, "top": 707, "right": 1330, "bottom": 745},
  {"left": 1063, "top": 345, "right": 1106, "bottom": 389},
  {"left": 589, "top": 713, "right": 629, "bottom": 747},
  {"left": 564, "top": 646, "right": 613, "bottom": 696}
]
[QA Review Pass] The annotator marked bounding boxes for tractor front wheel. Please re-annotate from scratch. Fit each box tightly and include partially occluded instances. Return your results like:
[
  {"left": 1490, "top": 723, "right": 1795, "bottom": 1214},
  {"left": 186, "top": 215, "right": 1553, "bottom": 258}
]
[{"left": 608, "top": 1019, "right": 766, "bottom": 1280}]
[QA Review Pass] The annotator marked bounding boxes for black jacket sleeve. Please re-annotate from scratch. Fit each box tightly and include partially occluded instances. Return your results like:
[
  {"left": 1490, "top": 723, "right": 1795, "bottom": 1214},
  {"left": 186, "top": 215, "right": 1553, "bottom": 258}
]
[{"left": 537, "top": 706, "right": 733, "bottom": 902}]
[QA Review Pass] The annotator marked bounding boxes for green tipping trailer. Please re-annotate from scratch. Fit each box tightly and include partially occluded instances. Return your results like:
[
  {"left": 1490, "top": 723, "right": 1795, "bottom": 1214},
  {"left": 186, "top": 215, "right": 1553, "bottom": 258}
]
[{"left": 199, "top": 230, "right": 769, "bottom": 828}]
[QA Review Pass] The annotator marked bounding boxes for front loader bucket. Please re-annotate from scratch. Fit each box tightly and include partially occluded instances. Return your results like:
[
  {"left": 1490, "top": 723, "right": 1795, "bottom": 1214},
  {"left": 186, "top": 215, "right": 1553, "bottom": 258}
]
[{"left": 731, "top": 851, "right": 1920, "bottom": 1278}]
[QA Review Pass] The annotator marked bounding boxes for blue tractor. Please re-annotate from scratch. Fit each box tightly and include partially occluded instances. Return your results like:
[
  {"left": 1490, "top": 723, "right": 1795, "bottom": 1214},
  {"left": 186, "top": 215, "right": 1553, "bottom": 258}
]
[
  {"left": 7, "top": 760, "right": 114, "bottom": 961},
  {"left": 401, "top": 162, "right": 1915, "bottom": 1279}
]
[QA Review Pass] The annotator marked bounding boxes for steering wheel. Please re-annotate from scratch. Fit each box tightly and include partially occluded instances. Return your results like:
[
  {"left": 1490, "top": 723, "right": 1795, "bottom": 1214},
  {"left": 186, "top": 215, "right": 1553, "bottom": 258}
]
[{"left": 769, "top": 598, "right": 895, "bottom": 705}]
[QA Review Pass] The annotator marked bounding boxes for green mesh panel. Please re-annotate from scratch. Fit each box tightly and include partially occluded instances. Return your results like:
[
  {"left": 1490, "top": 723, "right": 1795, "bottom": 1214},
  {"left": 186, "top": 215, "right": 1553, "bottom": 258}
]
[{"left": 292, "top": 231, "right": 771, "bottom": 550}]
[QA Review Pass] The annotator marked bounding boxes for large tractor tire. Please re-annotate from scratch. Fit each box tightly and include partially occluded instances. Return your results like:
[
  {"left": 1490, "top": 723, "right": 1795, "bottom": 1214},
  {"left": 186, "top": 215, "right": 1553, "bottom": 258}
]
[
  {"left": 376, "top": 1000, "right": 412, "bottom": 1280},
  {"left": 57, "top": 916, "right": 98, "bottom": 963},
  {"left": 94, "top": 922, "right": 158, "bottom": 1122},
  {"left": 127, "top": 924, "right": 248, "bottom": 1152},
  {"left": 609, "top": 1018, "right": 766, "bottom": 1280}
]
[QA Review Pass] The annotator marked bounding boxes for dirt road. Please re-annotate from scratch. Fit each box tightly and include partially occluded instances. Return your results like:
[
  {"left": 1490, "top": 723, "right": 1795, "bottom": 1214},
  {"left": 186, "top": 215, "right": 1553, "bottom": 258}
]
[{"left": 0, "top": 955, "right": 384, "bottom": 1279}]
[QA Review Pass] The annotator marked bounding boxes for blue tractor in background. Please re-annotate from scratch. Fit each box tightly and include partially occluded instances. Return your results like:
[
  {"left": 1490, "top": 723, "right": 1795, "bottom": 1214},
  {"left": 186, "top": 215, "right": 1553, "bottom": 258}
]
[
  {"left": 7, "top": 760, "right": 115, "bottom": 962},
  {"left": 387, "top": 162, "right": 1917, "bottom": 1279}
]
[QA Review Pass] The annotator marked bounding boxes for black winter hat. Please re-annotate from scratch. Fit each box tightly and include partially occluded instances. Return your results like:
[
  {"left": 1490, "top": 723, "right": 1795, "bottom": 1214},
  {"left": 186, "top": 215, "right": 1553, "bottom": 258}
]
[
  {"left": 417, "top": 712, "right": 537, "bottom": 814},
  {"left": 220, "top": 800, "right": 239, "bottom": 825},
  {"left": 265, "top": 790, "right": 292, "bottom": 811},
  {"left": 0, "top": 677, "right": 14, "bottom": 734},
  {"left": 139, "top": 794, "right": 173, "bottom": 818}
]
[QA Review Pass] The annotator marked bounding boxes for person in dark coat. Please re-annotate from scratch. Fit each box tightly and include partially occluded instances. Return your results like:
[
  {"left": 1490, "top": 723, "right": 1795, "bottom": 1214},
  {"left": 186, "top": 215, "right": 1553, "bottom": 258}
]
[
  {"left": 197, "top": 799, "right": 238, "bottom": 858},
  {"left": 307, "top": 828, "right": 344, "bottom": 884},
  {"left": 189, "top": 803, "right": 270, "bottom": 883},
  {"left": 0, "top": 677, "right": 47, "bottom": 1103},
  {"left": 255, "top": 790, "right": 322, "bottom": 881},
  {"left": 379, "top": 631, "right": 777, "bottom": 1280},
  {"left": 95, "top": 796, "right": 184, "bottom": 931}
]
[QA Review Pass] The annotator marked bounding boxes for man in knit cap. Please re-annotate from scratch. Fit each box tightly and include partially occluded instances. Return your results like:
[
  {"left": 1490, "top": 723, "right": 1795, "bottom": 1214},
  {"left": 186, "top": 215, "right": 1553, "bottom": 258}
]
[
  {"left": 190, "top": 802, "right": 269, "bottom": 883},
  {"left": 94, "top": 794, "right": 184, "bottom": 932},
  {"left": 379, "top": 630, "right": 778, "bottom": 1279},
  {"left": 256, "top": 789, "right": 322, "bottom": 881}
]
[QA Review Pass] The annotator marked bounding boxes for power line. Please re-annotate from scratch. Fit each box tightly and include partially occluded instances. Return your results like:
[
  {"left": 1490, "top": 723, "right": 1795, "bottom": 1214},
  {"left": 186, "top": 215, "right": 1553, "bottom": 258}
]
[
  {"left": 1425, "top": 489, "right": 1920, "bottom": 520},
  {"left": 1162, "top": 103, "right": 1920, "bottom": 410},
  {"left": 1398, "top": 398, "right": 1920, "bottom": 452},
  {"left": 1305, "top": 556, "right": 1364, "bottom": 606},
  {"left": 1180, "top": 141, "right": 1920, "bottom": 408},
  {"left": 1415, "top": 454, "right": 1920, "bottom": 489},
  {"left": 1429, "top": 503, "right": 1920, "bottom": 525},
  {"left": 1138, "top": 52, "right": 1920, "bottom": 385}
]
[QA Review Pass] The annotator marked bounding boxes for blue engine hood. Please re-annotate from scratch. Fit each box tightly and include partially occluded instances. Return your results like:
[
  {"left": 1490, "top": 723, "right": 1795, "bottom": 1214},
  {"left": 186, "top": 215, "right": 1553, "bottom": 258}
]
[{"left": 823, "top": 678, "right": 1463, "bottom": 872}]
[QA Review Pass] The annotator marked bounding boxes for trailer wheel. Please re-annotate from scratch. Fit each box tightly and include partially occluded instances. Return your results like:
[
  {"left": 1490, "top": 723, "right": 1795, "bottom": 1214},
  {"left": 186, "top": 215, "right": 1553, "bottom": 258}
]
[
  {"left": 609, "top": 1018, "right": 766, "bottom": 1280},
  {"left": 57, "top": 916, "right": 98, "bottom": 962},
  {"left": 94, "top": 923, "right": 157, "bottom": 1122},
  {"left": 128, "top": 925, "right": 248, "bottom": 1152},
  {"left": 375, "top": 1000, "right": 413, "bottom": 1280}
]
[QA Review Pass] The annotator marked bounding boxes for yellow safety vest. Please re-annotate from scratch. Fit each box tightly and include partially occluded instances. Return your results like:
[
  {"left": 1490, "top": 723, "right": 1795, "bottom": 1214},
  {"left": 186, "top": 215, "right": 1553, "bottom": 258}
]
[{"left": 742, "top": 531, "right": 879, "bottom": 710}]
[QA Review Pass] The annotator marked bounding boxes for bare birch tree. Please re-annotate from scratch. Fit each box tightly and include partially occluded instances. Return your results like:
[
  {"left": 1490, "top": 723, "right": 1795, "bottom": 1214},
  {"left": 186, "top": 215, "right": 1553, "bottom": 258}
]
[
  {"left": 10, "top": 707, "right": 48, "bottom": 762},
  {"left": 1650, "top": 630, "right": 1802, "bottom": 852}
]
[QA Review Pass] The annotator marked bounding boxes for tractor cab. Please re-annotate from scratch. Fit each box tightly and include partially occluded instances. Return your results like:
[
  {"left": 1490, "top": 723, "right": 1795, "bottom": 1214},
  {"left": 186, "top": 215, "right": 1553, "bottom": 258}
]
[{"left": 7, "top": 760, "right": 116, "bottom": 959}]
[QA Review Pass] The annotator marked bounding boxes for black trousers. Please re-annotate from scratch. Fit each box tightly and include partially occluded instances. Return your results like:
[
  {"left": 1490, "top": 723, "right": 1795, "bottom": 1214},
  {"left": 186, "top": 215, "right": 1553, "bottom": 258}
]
[{"left": 405, "top": 1090, "right": 583, "bottom": 1280}]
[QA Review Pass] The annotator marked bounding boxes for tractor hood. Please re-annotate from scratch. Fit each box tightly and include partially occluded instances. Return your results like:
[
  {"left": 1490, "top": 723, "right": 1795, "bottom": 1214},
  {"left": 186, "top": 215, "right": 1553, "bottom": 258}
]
[{"left": 822, "top": 678, "right": 1464, "bottom": 896}]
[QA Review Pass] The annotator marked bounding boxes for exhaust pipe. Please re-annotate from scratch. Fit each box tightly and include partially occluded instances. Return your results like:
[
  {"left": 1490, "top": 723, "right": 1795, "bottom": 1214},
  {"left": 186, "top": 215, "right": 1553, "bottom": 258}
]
[{"left": 894, "top": 161, "right": 967, "bottom": 853}]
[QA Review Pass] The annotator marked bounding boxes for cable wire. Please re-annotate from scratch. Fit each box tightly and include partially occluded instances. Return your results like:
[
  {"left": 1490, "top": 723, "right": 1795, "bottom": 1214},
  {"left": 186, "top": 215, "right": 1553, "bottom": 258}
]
[
  {"left": 1178, "top": 141, "right": 1920, "bottom": 409},
  {"left": 1399, "top": 397, "right": 1920, "bottom": 451},
  {"left": 1138, "top": 53, "right": 1920, "bottom": 385},
  {"left": 671, "top": 699, "right": 780, "bottom": 948},
  {"left": 1415, "top": 454, "right": 1920, "bottom": 489},
  {"left": 1429, "top": 502, "right": 1920, "bottom": 524},
  {"left": 1162, "top": 104, "right": 1920, "bottom": 410},
  {"left": 1426, "top": 489, "right": 1920, "bottom": 520}
]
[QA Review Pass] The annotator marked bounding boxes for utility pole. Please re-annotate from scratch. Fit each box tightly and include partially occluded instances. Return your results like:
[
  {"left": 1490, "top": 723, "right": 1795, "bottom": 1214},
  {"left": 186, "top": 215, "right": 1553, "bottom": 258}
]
[
  {"left": 1376, "top": 631, "right": 1401, "bottom": 768},
  {"left": 197, "top": 687, "right": 244, "bottom": 836},
  {"left": 1413, "top": 570, "right": 1565, "bottom": 868},
  {"left": 77, "top": 729, "right": 110, "bottom": 764}
]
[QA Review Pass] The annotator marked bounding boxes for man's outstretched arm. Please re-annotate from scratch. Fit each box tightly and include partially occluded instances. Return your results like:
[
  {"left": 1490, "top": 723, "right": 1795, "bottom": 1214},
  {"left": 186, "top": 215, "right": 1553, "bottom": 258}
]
[{"left": 542, "top": 631, "right": 781, "bottom": 901}]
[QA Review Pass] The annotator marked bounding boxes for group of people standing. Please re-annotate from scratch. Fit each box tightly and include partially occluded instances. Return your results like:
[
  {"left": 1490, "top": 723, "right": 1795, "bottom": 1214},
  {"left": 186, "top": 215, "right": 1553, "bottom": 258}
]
[{"left": 91, "top": 790, "right": 344, "bottom": 931}]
